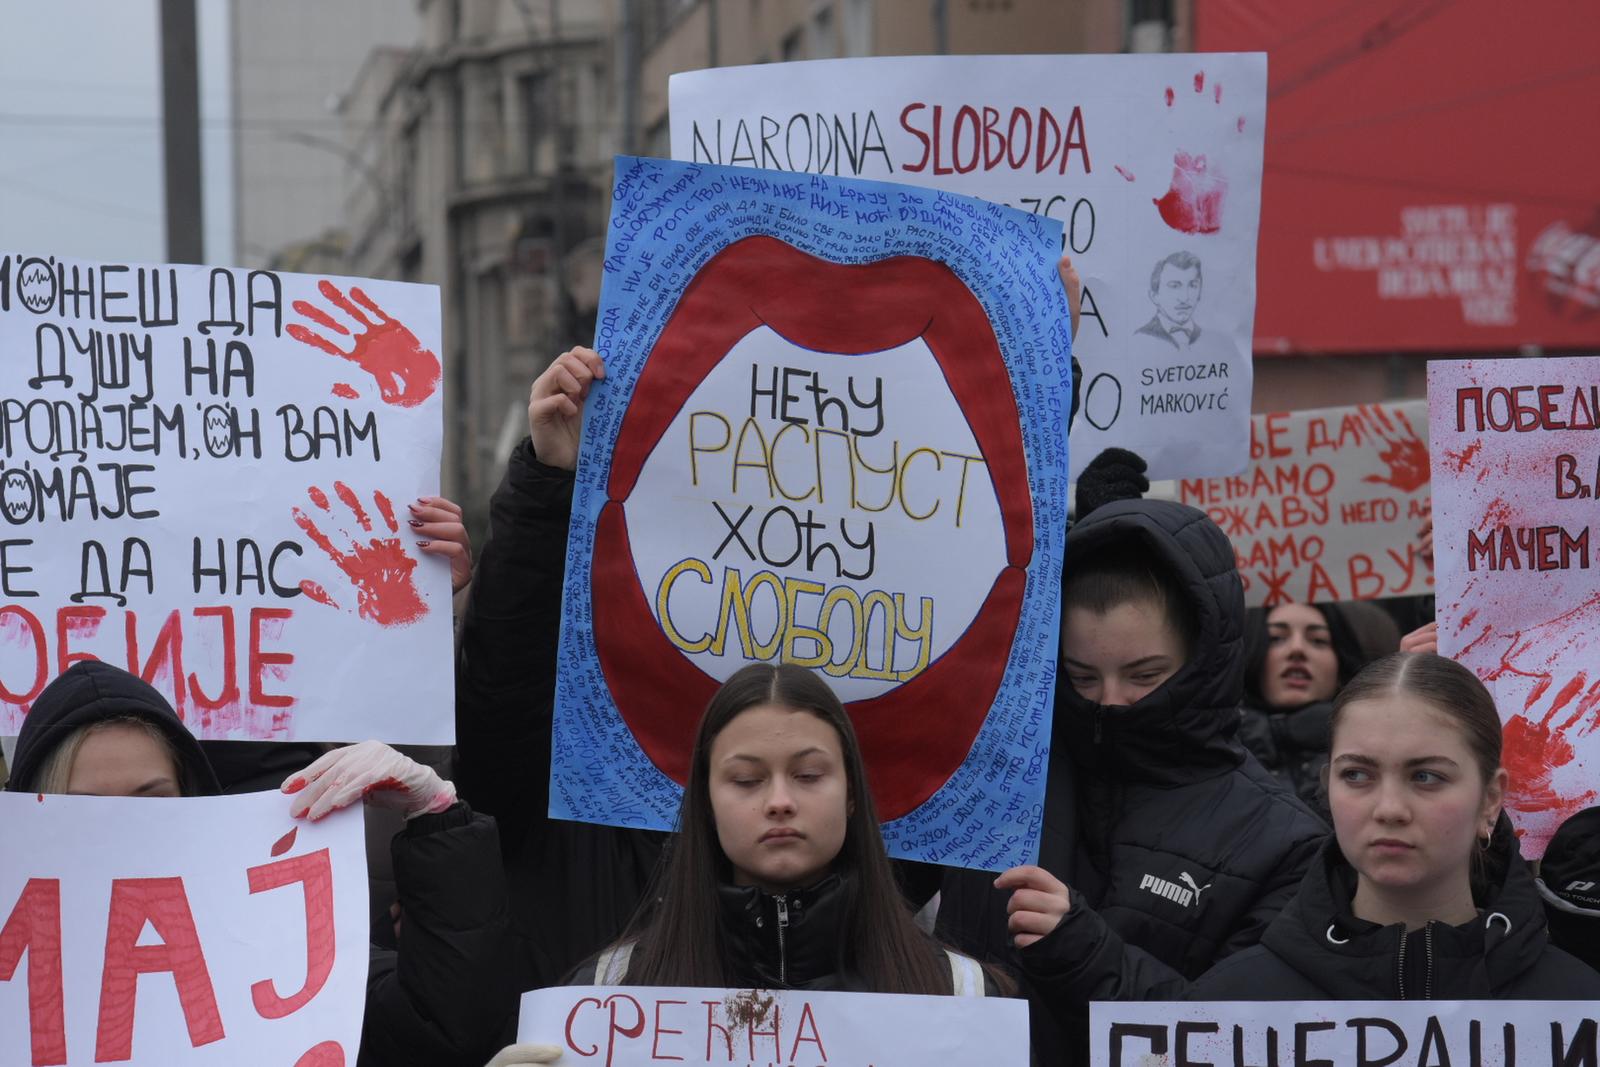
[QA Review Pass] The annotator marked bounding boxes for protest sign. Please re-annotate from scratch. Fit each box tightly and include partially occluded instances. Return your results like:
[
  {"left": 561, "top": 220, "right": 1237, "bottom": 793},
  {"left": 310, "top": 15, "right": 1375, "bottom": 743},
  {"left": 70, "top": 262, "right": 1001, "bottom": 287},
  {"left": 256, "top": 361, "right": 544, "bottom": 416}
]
[
  {"left": 1430, "top": 356, "right": 1600, "bottom": 856},
  {"left": 552, "top": 155, "right": 1070, "bottom": 871},
  {"left": 1179, "top": 400, "right": 1433, "bottom": 606},
  {"left": 1091, "top": 1000, "right": 1599, "bottom": 1067},
  {"left": 0, "top": 791, "right": 367, "bottom": 1066},
  {"left": 0, "top": 257, "right": 453, "bottom": 743},
  {"left": 520, "top": 984, "right": 1029, "bottom": 1066},
  {"left": 669, "top": 53, "right": 1266, "bottom": 480}
]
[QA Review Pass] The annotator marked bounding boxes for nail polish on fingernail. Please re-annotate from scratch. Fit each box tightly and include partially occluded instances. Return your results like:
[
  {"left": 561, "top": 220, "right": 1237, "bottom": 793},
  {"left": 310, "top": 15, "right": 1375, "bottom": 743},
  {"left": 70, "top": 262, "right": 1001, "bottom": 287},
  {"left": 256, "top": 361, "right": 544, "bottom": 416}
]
[
  {"left": 417, "top": 539, "right": 431, "bottom": 547},
  {"left": 408, "top": 519, "right": 422, "bottom": 527}
]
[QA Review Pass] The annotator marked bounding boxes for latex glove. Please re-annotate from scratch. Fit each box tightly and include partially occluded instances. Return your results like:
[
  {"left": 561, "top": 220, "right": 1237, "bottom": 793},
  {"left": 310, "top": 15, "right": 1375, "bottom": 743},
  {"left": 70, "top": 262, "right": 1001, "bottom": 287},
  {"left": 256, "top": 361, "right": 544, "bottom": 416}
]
[
  {"left": 486, "top": 1044, "right": 563, "bottom": 1066},
  {"left": 995, "top": 865, "right": 1072, "bottom": 949},
  {"left": 1075, "top": 446, "right": 1150, "bottom": 519},
  {"left": 283, "top": 741, "right": 457, "bottom": 821}
]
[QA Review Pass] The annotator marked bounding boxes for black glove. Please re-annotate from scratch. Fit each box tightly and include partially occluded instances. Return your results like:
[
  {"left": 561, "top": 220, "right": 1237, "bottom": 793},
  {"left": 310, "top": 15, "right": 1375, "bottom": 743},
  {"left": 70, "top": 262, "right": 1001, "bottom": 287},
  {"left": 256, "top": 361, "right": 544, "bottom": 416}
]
[{"left": 1075, "top": 447, "right": 1149, "bottom": 519}]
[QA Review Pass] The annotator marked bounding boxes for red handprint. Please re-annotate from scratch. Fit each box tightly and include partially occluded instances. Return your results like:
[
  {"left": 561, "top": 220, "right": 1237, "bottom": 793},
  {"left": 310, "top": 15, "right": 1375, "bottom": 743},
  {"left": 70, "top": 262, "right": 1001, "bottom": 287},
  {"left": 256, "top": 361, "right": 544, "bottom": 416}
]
[
  {"left": 293, "top": 1040, "right": 345, "bottom": 1066},
  {"left": 293, "top": 483, "right": 427, "bottom": 628},
  {"left": 1359, "top": 404, "right": 1431, "bottom": 492},
  {"left": 288, "top": 281, "right": 441, "bottom": 409}
]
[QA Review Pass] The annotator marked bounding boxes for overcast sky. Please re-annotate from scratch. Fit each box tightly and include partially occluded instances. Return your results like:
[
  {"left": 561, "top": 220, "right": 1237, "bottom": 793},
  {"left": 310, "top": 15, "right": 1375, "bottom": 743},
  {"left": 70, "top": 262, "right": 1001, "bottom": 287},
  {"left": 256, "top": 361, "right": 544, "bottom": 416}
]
[{"left": 0, "top": 0, "right": 233, "bottom": 264}]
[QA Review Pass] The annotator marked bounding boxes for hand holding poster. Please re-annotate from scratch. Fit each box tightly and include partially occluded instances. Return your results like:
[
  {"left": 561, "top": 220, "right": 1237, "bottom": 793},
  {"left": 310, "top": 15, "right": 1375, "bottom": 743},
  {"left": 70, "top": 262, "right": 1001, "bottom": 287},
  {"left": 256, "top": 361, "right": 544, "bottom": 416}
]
[
  {"left": 1091, "top": 1000, "right": 1599, "bottom": 1066},
  {"left": 1178, "top": 401, "right": 1434, "bottom": 605},
  {"left": 0, "top": 258, "right": 453, "bottom": 743},
  {"left": 552, "top": 156, "right": 1070, "bottom": 871},
  {"left": 0, "top": 791, "right": 367, "bottom": 1066},
  {"left": 1430, "top": 356, "right": 1600, "bottom": 854},
  {"left": 670, "top": 53, "right": 1268, "bottom": 479},
  {"left": 520, "top": 985, "right": 1028, "bottom": 1066}
]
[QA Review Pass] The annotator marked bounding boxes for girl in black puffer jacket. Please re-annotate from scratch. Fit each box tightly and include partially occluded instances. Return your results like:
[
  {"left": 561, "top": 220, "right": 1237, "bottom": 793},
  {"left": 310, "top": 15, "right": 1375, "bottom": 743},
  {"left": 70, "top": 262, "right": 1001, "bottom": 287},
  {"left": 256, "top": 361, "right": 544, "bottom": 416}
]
[
  {"left": 1236, "top": 602, "right": 1366, "bottom": 810},
  {"left": 936, "top": 500, "right": 1328, "bottom": 1063},
  {"left": 1188, "top": 652, "right": 1600, "bottom": 999}
]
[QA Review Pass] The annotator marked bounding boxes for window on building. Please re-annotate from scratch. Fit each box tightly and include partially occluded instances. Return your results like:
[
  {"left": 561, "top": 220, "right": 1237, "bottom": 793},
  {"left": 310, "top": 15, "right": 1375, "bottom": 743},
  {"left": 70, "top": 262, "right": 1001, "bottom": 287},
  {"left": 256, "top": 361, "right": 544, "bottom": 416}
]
[
  {"left": 1127, "top": 0, "right": 1173, "bottom": 52},
  {"left": 843, "top": 0, "right": 873, "bottom": 56},
  {"left": 521, "top": 72, "right": 550, "bottom": 173},
  {"left": 808, "top": 7, "right": 838, "bottom": 60}
]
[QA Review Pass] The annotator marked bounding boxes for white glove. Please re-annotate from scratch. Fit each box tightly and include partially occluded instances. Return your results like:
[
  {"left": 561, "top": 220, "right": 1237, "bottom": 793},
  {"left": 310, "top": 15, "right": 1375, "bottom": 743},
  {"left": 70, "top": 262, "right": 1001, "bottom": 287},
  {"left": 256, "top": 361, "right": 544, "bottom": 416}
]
[
  {"left": 283, "top": 741, "right": 458, "bottom": 821},
  {"left": 486, "top": 1044, "right": 563, "bottom": 1066}
]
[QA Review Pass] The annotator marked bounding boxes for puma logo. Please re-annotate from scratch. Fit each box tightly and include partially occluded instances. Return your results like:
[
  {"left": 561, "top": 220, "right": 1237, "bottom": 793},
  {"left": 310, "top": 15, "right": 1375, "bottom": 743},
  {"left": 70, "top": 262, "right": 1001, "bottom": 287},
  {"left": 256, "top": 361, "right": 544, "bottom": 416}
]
[{"left": 1138, "top": 871, "right": 1211, "bottom": 908}]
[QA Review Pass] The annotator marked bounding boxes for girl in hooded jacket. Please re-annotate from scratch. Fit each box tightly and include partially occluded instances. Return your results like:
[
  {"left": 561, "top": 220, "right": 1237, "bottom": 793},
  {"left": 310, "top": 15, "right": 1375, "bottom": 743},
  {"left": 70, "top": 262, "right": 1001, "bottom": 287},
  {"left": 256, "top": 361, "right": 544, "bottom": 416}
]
[
  {"left": 1236, "top": 602, "right": 1367, "bottom": 810},
  {"left": 935, "top": 499, "right": 1329, "bottom": 1062},
  {"left": 489, "top": 663, "right": 1000, "bottom": 1066},
  {"left": 1187, "top": 652, "right": 1600, "bottom": 999},
  {"left": 6, "top": 660, "right": 517, "bottom": 1067}
]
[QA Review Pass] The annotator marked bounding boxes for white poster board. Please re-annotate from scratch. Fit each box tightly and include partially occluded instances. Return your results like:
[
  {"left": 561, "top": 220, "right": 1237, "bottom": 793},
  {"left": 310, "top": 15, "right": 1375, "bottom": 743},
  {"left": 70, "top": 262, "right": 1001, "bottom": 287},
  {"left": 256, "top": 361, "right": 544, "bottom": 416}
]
[
  {"left": 0, "top": 256, "right": 453, "bottom": 743},
  {"left": 670, "top": 53, "right": 1268, "bottom": 479},
  {"left": 0, "top": 791, "right": 367, "bottom": 1066},
  {"left": 1179, "top": 400, "right": 1433, "bottom": 605},
  {"left": 1091, "top": 1000, "right": 1599, "bottom": 1066},
  {"left": 520, "top": 985, "right": 1028, "bottom": 1066}
]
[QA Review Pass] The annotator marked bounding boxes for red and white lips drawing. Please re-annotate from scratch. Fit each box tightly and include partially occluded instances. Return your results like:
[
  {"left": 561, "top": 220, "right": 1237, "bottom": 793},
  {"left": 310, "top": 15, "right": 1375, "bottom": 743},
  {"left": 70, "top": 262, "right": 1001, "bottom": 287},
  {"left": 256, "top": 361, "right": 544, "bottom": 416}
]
[{"left": 591, "top": 236, "right": 1036, "bottom": 820}]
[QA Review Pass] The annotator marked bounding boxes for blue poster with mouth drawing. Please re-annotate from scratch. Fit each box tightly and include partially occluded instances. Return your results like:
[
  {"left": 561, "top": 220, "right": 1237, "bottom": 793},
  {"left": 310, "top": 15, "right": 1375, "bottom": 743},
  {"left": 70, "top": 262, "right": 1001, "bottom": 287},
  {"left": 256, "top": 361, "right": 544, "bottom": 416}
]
[{"left": 551, "top": 154, "right": 1070, "bottom": 871}]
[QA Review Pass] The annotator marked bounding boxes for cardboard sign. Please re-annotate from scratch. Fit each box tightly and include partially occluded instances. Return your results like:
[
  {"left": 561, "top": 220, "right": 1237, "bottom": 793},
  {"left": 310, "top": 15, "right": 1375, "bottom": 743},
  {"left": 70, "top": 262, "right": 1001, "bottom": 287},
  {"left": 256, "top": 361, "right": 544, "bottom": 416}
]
[
  {"left": 520, "top": 985, "right": 1028, "bottom": 1066},
  {"left": 552, "top": 155, "right": 1070, "bottom": 871},
  {"left": 0, "top": 257, "right": 453, "bottom": 743},
  {"left": 1430, "top": 356, "right": 1600, "bottom": 856},
  {"left": 0, "top": 791, "right": 367, "bottom": 1066},
  {"left": 1178, "top": 401, "right": 1434, "bottom": 606},
  {"left": 669, "top": 53, "right": 1267, "bottom": 480},
  {"left": 1091, "top": 1000, "right": 1599, "bottom": 1066}
]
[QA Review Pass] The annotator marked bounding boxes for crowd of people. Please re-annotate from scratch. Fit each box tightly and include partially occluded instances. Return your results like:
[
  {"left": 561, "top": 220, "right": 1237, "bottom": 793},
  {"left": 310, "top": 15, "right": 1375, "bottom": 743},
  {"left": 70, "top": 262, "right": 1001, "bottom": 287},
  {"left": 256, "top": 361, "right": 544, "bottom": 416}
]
[{"left": 5, "top": 261, "right": 1599, "bottom": 1067}]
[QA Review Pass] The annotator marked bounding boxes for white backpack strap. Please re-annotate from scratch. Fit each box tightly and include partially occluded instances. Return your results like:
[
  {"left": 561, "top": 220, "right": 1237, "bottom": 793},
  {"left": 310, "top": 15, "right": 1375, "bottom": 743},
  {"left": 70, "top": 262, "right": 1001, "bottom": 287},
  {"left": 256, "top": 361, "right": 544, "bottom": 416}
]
[
  {"left": 945, "top": 950, "right": 986, "bottom": 997},
  {"left": 595, "top": 942, "right": 634, "bottom": 984}
]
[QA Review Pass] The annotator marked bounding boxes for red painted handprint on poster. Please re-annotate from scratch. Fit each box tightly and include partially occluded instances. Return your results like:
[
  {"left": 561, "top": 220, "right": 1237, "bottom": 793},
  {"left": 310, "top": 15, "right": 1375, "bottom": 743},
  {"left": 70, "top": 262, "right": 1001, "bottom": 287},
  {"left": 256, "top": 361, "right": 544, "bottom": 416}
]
[
  {"left": 289, "top": 281, "right": 441, "bottom": 408},
  {"left": 1360, "top": 403, "right": 1431, "bottom": 493},
  {"left": 293, "top": 484, "right": 427, "bottom": 628}
]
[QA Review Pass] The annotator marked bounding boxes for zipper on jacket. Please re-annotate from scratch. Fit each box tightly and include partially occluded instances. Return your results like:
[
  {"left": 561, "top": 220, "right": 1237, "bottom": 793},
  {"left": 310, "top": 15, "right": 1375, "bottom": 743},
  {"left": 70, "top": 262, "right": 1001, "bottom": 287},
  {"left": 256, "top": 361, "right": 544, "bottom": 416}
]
[
  {"left": 1423, "top": 922, "right": 1435, "bottom": 1000},
  {"left": 775, "top": 894, "right": 790, "bottom": 985},
  {"left": 1395, "top": 927, "right": 1408, "bottom": 1004}
]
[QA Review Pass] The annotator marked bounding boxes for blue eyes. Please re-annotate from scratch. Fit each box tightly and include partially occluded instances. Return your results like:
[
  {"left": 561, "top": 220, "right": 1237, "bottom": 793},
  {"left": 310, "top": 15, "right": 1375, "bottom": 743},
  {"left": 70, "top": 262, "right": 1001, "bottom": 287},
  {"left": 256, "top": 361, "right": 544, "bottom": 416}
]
[{"left": 1337, "top": 768, "right": 1448, "bottom": 786}]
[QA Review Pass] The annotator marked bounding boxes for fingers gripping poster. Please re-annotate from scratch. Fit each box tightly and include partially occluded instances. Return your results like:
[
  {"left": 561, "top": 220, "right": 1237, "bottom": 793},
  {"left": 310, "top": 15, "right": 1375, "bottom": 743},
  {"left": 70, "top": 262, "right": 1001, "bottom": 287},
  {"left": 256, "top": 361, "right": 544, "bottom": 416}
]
[
  {"left": 0, "top": 258, "right": 453, "bottom": 743},
  {"left": 1430, "top": 357, "right": 1600, "bottom": 856},
  {"left": 0, "top": 792, "right": 367, "bottom": 1066},
  {"left": 553, "top": 156, "right": 1071, "bottom": 871},
  {"left": 670, "top": 53, "right": 1267, "bottom": 480}
]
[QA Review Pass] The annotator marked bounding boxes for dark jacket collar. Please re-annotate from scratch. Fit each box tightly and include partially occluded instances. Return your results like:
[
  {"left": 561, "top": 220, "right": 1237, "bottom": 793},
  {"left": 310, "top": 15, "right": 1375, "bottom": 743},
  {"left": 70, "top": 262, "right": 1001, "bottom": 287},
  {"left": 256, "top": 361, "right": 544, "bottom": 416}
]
[
  {"left": 716, "top": 873, "right": 850, "bottom": 989},
  {"left": 1056, "top": 500, "right": 1247, "bottom": 785},
  {"left": 1263, "top": 820, "right": 1551, "bottom": 997},
  {"left": 7, "top": 661, "right": 220, "bottom": 795}
]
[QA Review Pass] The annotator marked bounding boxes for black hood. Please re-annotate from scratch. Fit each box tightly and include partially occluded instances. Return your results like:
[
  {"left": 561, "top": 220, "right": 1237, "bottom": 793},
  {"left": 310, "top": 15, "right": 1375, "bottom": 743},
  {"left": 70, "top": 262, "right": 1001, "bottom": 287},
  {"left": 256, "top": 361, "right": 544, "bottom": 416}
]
[
  {"left": 1260, "top": 816, "right": 1552, "bottom": 997},
  {"left": 1055, "top": 498, "right": 1247, "bottom": 784},
  {"left": 7, "top": 661, "right": 220, "bottom": 796}
]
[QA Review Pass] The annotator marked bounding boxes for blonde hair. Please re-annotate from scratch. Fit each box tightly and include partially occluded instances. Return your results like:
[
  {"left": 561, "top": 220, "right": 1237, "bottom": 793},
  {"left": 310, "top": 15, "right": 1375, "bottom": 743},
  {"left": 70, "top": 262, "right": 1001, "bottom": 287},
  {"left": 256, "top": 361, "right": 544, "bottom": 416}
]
[{"left": 31, "top": 716, "right": 185, "bottom": 795}]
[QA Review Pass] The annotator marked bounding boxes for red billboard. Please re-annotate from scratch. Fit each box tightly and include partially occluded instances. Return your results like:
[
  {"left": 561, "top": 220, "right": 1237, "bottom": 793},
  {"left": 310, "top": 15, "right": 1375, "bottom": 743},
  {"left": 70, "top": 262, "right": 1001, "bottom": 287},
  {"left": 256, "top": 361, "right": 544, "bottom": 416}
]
[{"left": 1196, "top": 0, "right": 1600, "bottom": 355}]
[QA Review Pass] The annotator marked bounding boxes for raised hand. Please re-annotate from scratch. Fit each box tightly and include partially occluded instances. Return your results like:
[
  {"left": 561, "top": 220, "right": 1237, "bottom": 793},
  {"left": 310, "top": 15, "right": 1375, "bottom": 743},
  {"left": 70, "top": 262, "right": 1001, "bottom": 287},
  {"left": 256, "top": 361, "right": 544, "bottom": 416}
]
[
  {"left": 1058, "top": 253, "right": 1082, "bottom": 341},
  {"left": 289, "top": 280, "right": 442, "bottom": 409},
  {"left": 528, "top": 346, "right": 606, "bottom": 471},
  {"left": 293, "top": 482, "right": 427, "bottom": 627},
  {"left": 283, "top": 741, "right": 457, "bottom": 821},
  {"left": 409, "top": 495, "right": 472, "bottom": 593}
]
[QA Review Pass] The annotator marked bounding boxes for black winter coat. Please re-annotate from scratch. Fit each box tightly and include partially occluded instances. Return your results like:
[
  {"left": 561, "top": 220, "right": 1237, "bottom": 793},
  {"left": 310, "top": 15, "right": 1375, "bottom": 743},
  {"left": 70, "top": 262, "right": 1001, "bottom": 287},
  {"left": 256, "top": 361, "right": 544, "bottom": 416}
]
[
  {"left": 1236, "top": 700, "right": 1332, "bottom": 812},
  {"left": 935, "top": 500, "right": 1328, "bottom": 1060},
  {"left": 358, "top": 802, "right": 520, "bottom": 1066},
  {"left": 569, "top": 874, "right": 998, "bottom": 995},
  {"left": 454, "top": 439, "right": 667, "bottom": 990},
  {"left": 1187, "top": 824, "right": 1600, "bottom": 999}
]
